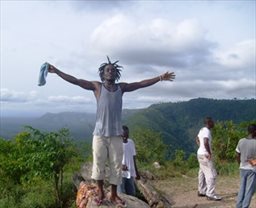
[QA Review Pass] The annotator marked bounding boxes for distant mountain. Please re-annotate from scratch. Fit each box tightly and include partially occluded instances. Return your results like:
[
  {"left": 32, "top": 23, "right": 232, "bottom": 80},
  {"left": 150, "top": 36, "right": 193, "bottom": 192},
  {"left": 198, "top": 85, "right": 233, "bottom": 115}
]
[
  {"left": 1, "top": 98, "right": 255, "bottom": 155},
  {"left": 0, "top": 110, "right": 139, "bottom": 140},
  {"left": 0, "top": 112, "right": 95, "bottom": 140},
  {"left": 123, "top": 98, "right": 256, "bottom": 155}
]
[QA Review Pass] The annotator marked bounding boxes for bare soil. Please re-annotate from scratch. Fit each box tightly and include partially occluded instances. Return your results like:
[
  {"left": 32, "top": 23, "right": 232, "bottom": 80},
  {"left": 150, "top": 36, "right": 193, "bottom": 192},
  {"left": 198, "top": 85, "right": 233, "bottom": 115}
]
[{"left": 151, "top": 175, "right": 256, "bottom": 208}]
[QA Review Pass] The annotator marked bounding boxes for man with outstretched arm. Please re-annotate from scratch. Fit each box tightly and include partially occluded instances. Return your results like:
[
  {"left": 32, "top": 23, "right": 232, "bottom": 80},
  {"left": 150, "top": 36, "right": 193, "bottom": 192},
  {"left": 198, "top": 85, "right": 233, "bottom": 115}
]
[{"left": 47, "top": 57, "right": 175, "bottom": 206}]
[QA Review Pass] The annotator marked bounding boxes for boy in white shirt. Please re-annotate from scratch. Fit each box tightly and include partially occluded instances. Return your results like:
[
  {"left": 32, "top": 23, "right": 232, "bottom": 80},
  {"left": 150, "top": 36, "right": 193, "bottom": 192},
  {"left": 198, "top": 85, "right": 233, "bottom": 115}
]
[{"left": 118, "top": 125, "right": 140, "bottom": 196}]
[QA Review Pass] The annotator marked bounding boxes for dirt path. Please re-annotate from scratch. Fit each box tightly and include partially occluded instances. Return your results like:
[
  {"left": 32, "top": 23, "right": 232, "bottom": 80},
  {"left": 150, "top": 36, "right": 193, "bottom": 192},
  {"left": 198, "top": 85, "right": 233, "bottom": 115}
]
[{"left": 151, "top": 175, "right": 256, "bottom": 208}]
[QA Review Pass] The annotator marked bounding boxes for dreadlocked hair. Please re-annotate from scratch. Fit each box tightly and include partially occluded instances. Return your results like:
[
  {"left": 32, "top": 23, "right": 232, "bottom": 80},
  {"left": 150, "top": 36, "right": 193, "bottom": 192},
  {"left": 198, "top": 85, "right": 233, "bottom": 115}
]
[{"left": 98, "top": 56, "right": 123, "bottom": 82}]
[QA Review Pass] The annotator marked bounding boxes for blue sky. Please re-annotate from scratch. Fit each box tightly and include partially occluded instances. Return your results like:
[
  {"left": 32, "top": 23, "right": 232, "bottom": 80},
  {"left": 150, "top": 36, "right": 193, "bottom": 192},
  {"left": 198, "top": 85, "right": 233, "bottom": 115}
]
[{"left": 1, "top": 0, "right": 255, "bottom": 117}]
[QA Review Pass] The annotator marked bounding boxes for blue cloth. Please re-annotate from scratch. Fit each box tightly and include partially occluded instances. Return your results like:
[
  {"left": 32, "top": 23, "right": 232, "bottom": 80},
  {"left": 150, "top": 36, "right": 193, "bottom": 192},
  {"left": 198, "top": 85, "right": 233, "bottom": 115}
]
[{"left": 38, "top": 62, "right": 49, "bottom": 86}]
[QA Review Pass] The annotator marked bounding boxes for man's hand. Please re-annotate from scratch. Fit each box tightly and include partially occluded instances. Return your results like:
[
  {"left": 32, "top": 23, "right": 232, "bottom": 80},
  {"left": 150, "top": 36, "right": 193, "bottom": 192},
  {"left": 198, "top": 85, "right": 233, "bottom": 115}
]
[
  {"left": 122, "top": 164, "right": 128, "bottom": 171},
  {"left": 48, "top": 63, "right": 57, "bottom": 73},
  {"left": 160, "top": 72, "right": 175, "bottom": 81},
  {"left": 248, "top": 159, "right": 256, "bottom": 166},
  {"left": 196, "top": 136, "right": 200, "bottom": 147},
  {"left": 206, "top": 154, "right": 212, "bottom": 160}
]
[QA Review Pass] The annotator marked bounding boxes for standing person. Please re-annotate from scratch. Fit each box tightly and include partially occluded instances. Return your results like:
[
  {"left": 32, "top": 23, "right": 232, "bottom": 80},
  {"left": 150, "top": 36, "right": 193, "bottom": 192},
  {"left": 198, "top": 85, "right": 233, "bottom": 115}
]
[
  {"left": 47, "top": 57, "right": 175, "bottom": 206},
  {"left": 196, "top": 117, "right": 222, "bottom": 201},
  {"left": 235, "top": 124, "right": 256, "bottom": 208},
  {"left": 118, "top": 125, "right": 140, "bottom": 196}
]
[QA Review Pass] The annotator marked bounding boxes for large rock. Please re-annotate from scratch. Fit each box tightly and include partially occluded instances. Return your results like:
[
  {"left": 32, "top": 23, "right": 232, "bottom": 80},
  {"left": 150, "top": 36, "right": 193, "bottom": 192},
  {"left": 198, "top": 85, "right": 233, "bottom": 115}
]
[
  {"left": 73, "top": 173, "right": 149, "bottom": 208},
  {"left": 74, "top": 163, "right": 172, "bottom": 208}
]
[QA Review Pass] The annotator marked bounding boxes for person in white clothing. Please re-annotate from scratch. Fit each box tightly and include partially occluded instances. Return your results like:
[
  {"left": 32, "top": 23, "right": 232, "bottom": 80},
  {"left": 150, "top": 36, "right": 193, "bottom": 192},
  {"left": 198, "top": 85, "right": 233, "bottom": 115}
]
[
  {"left": 118, "top": 125, "right": 140, "bottom": 196},
  {"left": 196, "top": 117, "right": 222, "bottom": 201}
]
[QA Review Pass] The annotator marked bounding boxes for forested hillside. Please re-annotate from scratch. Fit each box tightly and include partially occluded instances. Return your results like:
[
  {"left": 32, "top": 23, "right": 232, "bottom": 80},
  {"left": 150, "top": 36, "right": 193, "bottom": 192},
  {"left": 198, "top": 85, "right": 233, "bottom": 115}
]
[
  {"left": 123, "top": 98, "right": 256, "bottom": 156},
  {"left": 1, "top": 98, "right": 255, "bottom": 156}
]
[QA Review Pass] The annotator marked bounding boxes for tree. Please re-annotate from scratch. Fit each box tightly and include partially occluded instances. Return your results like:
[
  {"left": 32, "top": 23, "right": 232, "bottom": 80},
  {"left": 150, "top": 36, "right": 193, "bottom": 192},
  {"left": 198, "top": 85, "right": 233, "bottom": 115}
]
[
  {"left": 0, "top": 127, "right": 77, "bottom": 208},
  {"left": 173, "top": 149, "right": 185, "bottom": 167},
  {"left": 212, "top": 121, "right": 245, "bottom": 163},
  {"left": 131, "top": 127, "right": 167, "bottom": 165}
]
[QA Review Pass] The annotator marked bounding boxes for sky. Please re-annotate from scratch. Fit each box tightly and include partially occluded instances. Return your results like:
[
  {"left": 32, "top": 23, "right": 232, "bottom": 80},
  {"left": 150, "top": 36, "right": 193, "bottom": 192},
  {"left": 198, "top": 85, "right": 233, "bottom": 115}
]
[{"left": 0, "top": 0, "right": 255, "bottom": 117}]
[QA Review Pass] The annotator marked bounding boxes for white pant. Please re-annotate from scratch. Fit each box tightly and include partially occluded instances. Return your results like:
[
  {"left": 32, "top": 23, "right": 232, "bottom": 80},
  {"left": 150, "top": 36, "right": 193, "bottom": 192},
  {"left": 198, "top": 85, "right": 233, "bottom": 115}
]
[
  {"left": 197, "top": 154, "right": 217, "bottom": 197},
  {"left": 91, "top": 135, "right": 123, "bottom": 185}
]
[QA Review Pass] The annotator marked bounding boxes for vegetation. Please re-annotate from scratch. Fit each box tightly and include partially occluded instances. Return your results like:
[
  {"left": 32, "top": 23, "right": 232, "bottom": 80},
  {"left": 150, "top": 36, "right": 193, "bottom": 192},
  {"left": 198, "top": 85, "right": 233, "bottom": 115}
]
[
  {"left": 212, "top": 120, "right": 256, "bottom": 175},
  {"left": 132, "top": 127, "right": 167, "bottom": 165},
  {"left": 0, "top": 120, "right": 255, "bottom": 207},
  {"left": 0, "top": 98, "right": 255, "bottom": 207},
  {"left": 0, "top": 127, "right": 83, "bottom": 208}
]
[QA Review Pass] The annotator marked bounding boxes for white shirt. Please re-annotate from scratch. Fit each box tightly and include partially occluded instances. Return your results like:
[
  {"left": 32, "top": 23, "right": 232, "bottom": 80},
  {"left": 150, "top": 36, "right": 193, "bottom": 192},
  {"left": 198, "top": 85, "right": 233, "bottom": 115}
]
[
  {"left": 197, "top": 127, "right": 212, "bottom": 156},
  {"left": 122, "top": 138, "right": 136, "bottom": 178}
]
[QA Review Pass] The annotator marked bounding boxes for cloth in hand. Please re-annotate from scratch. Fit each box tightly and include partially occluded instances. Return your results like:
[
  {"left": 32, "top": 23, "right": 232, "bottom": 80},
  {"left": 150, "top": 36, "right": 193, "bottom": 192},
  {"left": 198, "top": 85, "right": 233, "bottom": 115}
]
[{"left": 38, "top": 62, "right": 49, "bottom": 86}]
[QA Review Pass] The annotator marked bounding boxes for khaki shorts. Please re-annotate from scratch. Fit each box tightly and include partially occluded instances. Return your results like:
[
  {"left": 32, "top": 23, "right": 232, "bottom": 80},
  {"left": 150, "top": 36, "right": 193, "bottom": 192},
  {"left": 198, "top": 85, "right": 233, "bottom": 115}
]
[{"left": 91, "top": 135, "right": 123, "bottom": 185}]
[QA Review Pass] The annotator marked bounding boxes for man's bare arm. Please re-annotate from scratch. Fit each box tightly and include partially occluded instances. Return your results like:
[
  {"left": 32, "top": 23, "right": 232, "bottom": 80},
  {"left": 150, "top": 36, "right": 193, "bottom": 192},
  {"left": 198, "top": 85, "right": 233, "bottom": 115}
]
[
  {"left": 120, "top": 71, "right": 175, "bottom": 92},
  {"left": 48, "top": 64, "right": 98, "bottom": 91},
  {"left": 133, "top": 156, "right": 140, "bottom": 180},
  {"left": 236, "top": 152, "right": 241, "bottom": 164},
  {"left": 204, "top": 137, "right": 212, "bottom": 159},
  {"left": 196, "top": 136, "right": 200, "bottom": 147}
]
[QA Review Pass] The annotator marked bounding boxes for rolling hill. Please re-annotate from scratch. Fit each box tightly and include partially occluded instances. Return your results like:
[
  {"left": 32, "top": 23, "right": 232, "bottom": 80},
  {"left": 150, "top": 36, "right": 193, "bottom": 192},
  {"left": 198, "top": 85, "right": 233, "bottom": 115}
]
[{"left": 1, "top": 98, "right": 255, "bottom": 155}]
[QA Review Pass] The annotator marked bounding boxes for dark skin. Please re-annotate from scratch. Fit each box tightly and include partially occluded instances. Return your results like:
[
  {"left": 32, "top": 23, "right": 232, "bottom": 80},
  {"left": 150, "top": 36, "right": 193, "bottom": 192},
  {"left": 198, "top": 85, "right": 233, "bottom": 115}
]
[
  {"left": 48, "top": 64, "right": 175, "bottom": 99},
  {"left": 48, "top": 63, "right": 175, "bottom": 203},
  {"left": 196, "top": 119, "right": 215, "bottom": 160}
]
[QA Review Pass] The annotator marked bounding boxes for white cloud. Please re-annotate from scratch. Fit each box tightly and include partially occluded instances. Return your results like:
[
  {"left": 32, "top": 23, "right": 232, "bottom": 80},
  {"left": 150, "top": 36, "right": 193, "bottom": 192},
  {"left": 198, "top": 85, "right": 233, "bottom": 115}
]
[
  {"left": 90, "top": 15, "right": 215, "bottom": 67},
  {"left": 170, "top": 79, "right": 255, "bottom": 99},
  {"left": 0, "top": 88, "right": 93, "bottom": 106},
  {"left": 1, "top": 1, "right": 255, "bottom": 117},
  {"left": 0, "top": 89, "right": 37, "bottom": 102},
  {"left": 215, "top": 40, "right": 255, "bottom": 69},
  {"left": 47, "top": 95, "right": 92, "bottom": 104}
]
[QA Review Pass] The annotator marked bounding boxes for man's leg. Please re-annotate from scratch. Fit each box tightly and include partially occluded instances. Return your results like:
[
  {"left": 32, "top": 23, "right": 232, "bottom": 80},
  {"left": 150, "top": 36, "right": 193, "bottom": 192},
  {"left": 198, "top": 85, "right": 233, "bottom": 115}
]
[
  {"left": 198, "top": 156, "right": 218, "bottom": 198},
  {"left": 204, "top": 160, "right": 217, "bottom": 198},
  {"left": 125, "top": 177, "right": 136, "bottom": 196},
  {"left": 91, "top": 136, "right": 108, "bottom": 201},
  {"left": 96, "top": 180, "right": 104, "bottom": 200},
  {"left": 110, "top": 184, "right": 124, "bottom": 202},
  {"left": 198, "top": 167, "right": 207, "bottom": 195},
  {"left": 198, "top": 155, "right": 207, "bottom": 195},
  {"left": 108, "top": 136, "right": 124, "bottom": 203},
  {"left": 236, "top": 169, "right": 247, "bottom": 208},
  {"left": 242, "top": 170, "right": 256, "bottom": 208}
]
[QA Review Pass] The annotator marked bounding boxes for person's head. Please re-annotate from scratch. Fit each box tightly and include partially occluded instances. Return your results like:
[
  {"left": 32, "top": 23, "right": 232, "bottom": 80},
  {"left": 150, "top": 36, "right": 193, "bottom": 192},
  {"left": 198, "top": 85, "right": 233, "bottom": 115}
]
[
  {"left": 122, "top": 125, "right": 129, "bottom": 139},
  {"left": 98, "top": 56, "right": 122, "bottom": 82},
  {"left": 248, "top": 124, "right": 256, "bottom": 138},
  {"left": 204, "top": 117, "right": 214, "bottom": 129}
]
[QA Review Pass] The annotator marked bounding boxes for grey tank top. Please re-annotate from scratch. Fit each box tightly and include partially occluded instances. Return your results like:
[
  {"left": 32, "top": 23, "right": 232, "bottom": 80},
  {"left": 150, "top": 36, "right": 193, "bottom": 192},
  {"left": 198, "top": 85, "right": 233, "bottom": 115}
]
[{"left": 93, "top": 84, "right": 123, "bottom": 137}]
